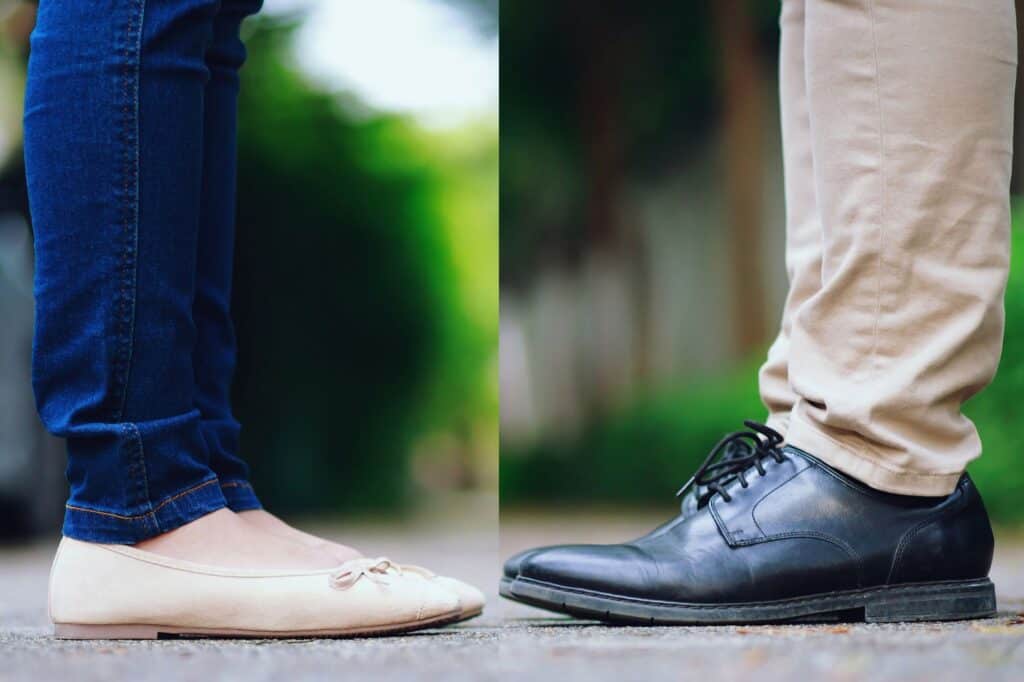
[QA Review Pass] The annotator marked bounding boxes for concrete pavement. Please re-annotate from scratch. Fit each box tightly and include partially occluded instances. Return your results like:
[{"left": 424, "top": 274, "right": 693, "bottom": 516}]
[
  {"left": 499, "top": 510, "right": 1024, "bottom": 682},
  {"left": 0, "top": 505, "right": 1021, "bottom": 681}
]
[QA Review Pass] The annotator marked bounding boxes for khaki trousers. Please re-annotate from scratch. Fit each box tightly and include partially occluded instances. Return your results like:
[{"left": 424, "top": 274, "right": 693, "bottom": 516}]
[{"left": 760, "top": 0, "right": 1017, "bottom": 495}]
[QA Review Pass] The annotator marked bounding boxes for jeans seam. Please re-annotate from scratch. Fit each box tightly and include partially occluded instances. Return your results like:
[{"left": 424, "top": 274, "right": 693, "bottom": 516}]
[
  {"left": 111, "top": 0, "right": 145, "bottom": 421},
  {"left": 65, "top": 477, "right": 220, "bottom": 521},
  {"left": 121, "top": 422, "right": 156, "bottom": 532},
  {"left": 111, "top": 0, "right": 151, "bottom": 523}
]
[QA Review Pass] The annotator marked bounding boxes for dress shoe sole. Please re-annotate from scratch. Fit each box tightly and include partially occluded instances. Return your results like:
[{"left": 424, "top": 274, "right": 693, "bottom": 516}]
[
  {"left": 505, "top": 576, "right": 996, "bottom": 624},
  {"left": 53, "top": 610, "right": 459, "bottom": 640},
  {"left": 498, "top": 576, "right": 514, "bottom": 599}
]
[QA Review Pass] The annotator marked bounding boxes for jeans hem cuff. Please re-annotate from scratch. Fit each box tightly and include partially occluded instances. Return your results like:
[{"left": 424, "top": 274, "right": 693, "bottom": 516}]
[
  {"left": 62, "top": 476, "right": 228, "bottom": 544},
  {"left": 220, "top": 479, "right": 262, "bottom": 512}
]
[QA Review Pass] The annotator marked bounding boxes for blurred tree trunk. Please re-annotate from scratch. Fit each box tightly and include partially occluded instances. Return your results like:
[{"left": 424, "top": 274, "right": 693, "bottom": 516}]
[
  {"left": 575, "top": 5, "right": 623, "bottom": 250},
  {"left": 569, "top": 3, "right": 630, "bottom": 409},
  {"left": 571, "top": 4, "right": 652, "bottom": 409},
  {"left": 576, "top": 4, "right": 619, "bottom": 413},
  {"left": 712, "top": 0, "right": 767, "bottom": 356}
]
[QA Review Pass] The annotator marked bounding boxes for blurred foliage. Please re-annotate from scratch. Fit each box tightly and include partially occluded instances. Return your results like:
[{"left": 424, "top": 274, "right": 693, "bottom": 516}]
[
  {"left": 499, "top": 0, "right": 778, "bottom": 288},
  {"left": 227, "top": 18, "right": 496, "bottom": 514},
  {"left": 962, "top": 204, "right": 1024, "bottom": 524},
  {"left": 500, "top": 363, "right": 763, "bottom": 505},
  {"left": 0, "top": 7, "right": 493, "bottom": 527},
  {"left": 501, "top": 207, "right": 1024, "bottom": 526}
]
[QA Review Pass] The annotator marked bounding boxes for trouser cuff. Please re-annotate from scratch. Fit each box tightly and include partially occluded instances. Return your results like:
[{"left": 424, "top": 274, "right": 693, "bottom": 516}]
[
  {"left": 785, "top": 413, "right": 962, "bottom": 497},
  {"left": 765, "top": 412, "right": 791, "bottom": 437}
]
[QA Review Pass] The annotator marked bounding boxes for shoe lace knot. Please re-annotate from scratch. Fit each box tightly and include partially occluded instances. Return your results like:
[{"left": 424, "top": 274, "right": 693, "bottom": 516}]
[
  {"left": 330, "top": 557, "right": 401, "bottom": 590},
  {"left": 675, "top": 421, "right": 786, "bottom": 506}
]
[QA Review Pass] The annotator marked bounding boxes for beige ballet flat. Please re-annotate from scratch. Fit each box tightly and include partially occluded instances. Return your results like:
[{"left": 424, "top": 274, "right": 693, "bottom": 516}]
[
  {"left": 49, "top": 537, "right": 461, "bottom": 639},
  {"left": 402, "top": 565, "right": 485, "bottom": 622},
  {"left": 347, "top": 558, "right": 485, "bottom": 622}
]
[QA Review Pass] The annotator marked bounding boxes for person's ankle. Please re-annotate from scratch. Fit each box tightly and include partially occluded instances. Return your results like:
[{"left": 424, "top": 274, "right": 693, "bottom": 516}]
[
  {"left": 236, "top": 508, "right": 363, "bottom": 564},
  {"left": 133, "top": 508, "right": 342, "bottom": 570}
]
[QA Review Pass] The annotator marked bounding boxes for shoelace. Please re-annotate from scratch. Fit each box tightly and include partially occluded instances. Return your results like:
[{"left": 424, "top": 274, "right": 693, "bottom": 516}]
[
  {"left": 675, "top": 421, "right": 786, "bottom": 506},
  {"left": 682, "top": 438, "right": 753, "bottom": 507},
  {"left": 330, "top": 557, "right": 400, "bottom": 590}
]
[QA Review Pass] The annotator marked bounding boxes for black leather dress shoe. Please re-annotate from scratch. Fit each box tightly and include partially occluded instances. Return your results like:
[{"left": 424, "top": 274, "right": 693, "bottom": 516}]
[
  {"left": 497, "top": 440, "right": 754, "bottom": 598},
  {"left": 502, "top": 422, "right": 997, "bottom": 624},
  {"left": 500, "top": 549, "right": 539, "bottom": 598}
]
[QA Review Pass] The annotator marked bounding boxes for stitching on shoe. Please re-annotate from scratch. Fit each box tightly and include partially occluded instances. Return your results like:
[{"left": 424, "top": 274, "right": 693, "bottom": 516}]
[
  {"left": 730, "top": 531, "right": 864, "bottom": 587},
  {"left": 708, "top": 498, "right": 731, "bottom": 543},
  {"left": 887, "top": 486, "right": 967, "bottom": 584},
  {"left": 749, "top": 461, "right": 811, "bottom": 537},
  {"left": 708, "top": 460, "right": 809, "bottom": 544}
]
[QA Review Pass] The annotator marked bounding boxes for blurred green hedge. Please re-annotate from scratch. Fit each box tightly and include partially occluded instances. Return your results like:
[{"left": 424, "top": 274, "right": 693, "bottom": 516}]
[
  {"left": 501, "top": 208, "right": 1024, "bottom": 525},
  {"left": 229, "top": 20, "right": 496, "bottom": 514},
  {"left": 963, "top": 206, "right": 1024, "bottom": 524}
]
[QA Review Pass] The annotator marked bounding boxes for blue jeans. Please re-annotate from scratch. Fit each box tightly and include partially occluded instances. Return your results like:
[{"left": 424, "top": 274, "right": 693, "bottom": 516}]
[{"left": 24, "top": 0, "right": 264, "bottom": 543}]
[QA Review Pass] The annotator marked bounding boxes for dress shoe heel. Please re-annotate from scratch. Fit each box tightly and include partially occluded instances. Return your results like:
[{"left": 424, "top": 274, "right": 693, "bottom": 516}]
[{"left": 862, "top": 578, "right": 996, "bottom": 623}]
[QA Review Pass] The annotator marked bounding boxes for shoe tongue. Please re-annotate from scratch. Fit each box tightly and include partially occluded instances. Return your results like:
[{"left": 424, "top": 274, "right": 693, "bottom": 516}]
[{"left": 679, "top": 488, "right": 700, "bottom": 516}]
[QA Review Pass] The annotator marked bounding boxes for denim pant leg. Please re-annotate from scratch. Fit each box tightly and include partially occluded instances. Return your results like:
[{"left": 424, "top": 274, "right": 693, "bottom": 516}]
[
  {"left": 25, "top": 0, "right": 227, "bottom": 542},
  {"left": 193, "top": 0, "right": 264, "bottom": 512}
]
